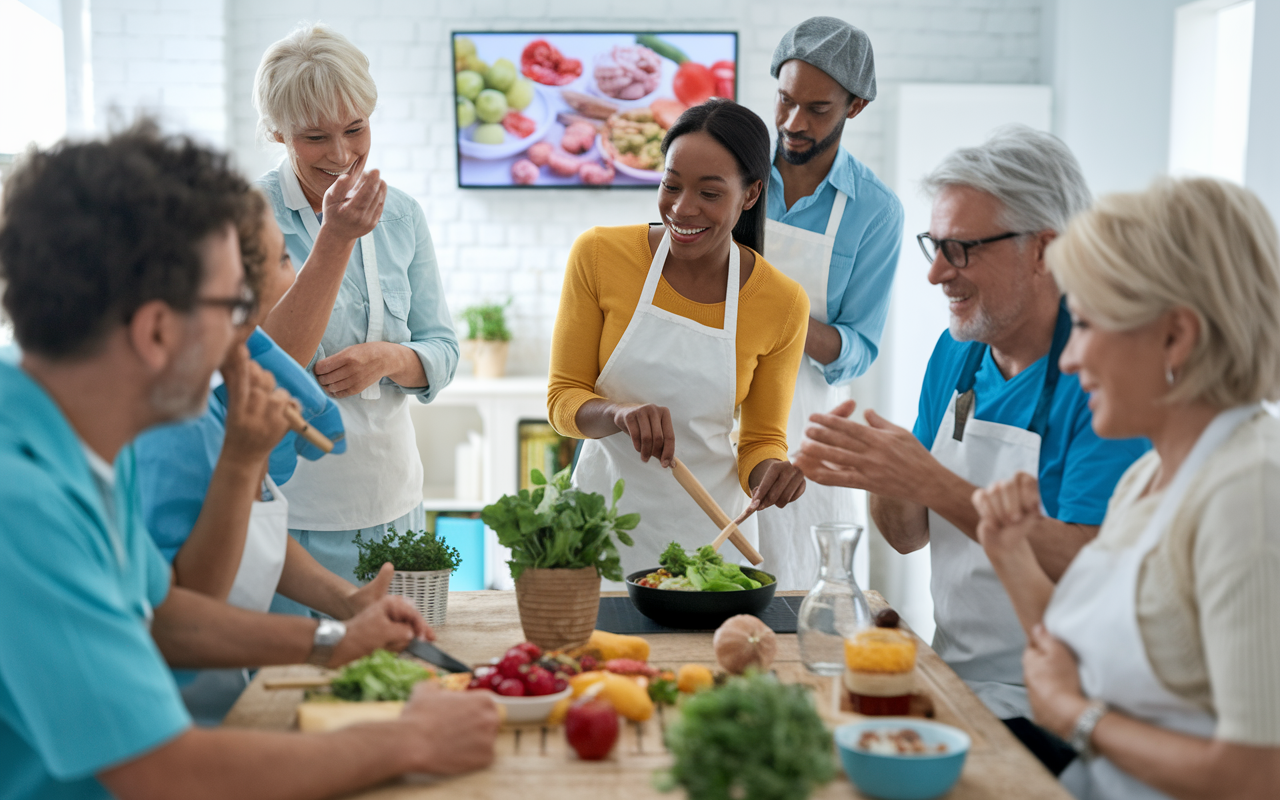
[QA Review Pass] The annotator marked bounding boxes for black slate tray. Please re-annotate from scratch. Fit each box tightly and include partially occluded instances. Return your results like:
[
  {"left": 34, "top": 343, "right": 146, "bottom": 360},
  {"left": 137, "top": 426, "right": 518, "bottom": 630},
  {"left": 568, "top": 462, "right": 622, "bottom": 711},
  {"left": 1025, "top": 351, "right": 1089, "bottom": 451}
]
[{"left": 595, "top": 595, "right": 804, "bottom": 635}]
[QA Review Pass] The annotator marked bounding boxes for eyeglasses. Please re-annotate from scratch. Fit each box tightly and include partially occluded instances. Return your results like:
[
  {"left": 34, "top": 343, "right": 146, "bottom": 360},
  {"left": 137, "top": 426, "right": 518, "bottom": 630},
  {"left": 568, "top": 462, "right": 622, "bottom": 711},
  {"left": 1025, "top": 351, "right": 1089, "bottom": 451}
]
[
  {"left": 917, "top": 231, "right": 1028, "bottom": 269},
  {"left": 196, "top": 285, "right": 258, "bottom": 326}
]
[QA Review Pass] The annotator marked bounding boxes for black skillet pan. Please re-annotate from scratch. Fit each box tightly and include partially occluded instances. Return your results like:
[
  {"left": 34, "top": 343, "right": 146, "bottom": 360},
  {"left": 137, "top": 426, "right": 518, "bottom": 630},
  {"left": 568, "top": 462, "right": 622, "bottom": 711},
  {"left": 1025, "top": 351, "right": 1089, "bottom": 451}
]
[{"left": 624, "top": 567, "right": 778, "bottom": 630}]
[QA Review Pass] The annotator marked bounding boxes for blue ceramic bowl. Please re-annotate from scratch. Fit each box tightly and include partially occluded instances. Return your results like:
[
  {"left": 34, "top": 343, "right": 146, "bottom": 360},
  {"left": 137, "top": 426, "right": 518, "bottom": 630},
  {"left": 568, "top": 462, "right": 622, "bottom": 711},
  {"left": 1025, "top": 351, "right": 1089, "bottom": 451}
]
[{"left": 834, "top": 719, "right": 971, "bottom": 800}]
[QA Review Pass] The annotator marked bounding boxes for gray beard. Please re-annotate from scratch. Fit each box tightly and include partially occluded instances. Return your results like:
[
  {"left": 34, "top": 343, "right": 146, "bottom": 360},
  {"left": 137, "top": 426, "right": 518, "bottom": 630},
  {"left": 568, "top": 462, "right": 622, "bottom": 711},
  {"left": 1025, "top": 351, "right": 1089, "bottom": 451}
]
[
  {"left": 149, "top": 336, "right": 210, "bottom": 421},
  {"left": 948, "top": 293, "right": 1028, "bottom": 345}
]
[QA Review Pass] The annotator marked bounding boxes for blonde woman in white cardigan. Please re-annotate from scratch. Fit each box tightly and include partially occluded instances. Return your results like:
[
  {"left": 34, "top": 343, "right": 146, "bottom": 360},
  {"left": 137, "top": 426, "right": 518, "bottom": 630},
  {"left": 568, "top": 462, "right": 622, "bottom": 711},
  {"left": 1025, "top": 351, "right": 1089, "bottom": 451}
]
[{"left": 972, "top": 177, "right": 1280, "bottom": 800}]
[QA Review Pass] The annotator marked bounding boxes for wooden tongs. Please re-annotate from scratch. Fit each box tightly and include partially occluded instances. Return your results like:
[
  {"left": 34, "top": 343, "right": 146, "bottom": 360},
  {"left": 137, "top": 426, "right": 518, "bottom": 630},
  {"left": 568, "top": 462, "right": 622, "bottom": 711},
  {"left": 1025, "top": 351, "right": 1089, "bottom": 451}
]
[{"left": 668, "top": 457, "right": 764, "bottom": 565}]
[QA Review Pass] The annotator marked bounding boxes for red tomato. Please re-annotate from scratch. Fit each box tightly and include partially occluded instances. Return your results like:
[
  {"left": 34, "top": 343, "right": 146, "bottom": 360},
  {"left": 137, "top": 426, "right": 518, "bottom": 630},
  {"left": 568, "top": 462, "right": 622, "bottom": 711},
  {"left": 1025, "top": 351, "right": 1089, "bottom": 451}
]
[
  {"left": 711, "top": 60, "right": 735, "bottom": 100},
  {"left": 565, "top": 699, "right": 619, "bottom": 760},
  {"left": 673, "top": 62, "right": 716, "bottom": 107},
  {"left": 496, "top": 678, "right": 526, "bottom": 697},
  {"left": 515, "top": 641, "right": 543, "bottom": 660},
  {"left": 503, "top": 111, "right": 537, "bottom": 139}
]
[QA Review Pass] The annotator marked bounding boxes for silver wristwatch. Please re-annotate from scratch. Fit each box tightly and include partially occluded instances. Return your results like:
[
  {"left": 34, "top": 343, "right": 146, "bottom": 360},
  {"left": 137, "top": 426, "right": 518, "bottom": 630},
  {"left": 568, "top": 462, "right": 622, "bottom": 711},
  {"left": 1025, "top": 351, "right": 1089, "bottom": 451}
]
[
  {"left": 1069, "top": 700, "right": 1109, "bottom": 760},
  {"left": 307, "top": 619, "right": 347, "bottom": 666}
]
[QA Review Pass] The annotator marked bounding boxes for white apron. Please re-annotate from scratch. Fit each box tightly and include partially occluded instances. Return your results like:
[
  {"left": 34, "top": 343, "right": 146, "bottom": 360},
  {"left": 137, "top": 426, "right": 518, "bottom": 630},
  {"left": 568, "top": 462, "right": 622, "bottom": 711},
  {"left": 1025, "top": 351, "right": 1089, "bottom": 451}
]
[
  {"left": 1044, "top": 406, "right": 1255, "bottom": 800},
  {"left": 574, "top": 230, "right": 757, "bottom": 583},
  {"left": 929, "top": 304, "right": 1070, "bottom": 719},
  {"left": 226, "top": 475, "right": 290, "bottom": 612},
  {"left": 277, "top": 163, "right": 422, "bottom": 531},
  {"left": 759, "top": 191, "right": 859, "bottom": 590}
]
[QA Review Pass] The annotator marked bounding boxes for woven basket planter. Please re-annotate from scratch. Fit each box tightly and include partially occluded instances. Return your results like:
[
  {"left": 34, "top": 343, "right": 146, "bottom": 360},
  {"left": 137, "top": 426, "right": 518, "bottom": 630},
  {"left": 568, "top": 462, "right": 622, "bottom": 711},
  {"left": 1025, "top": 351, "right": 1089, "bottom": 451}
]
[
  {"left": 388, "top": 569, "right": 451, "bottom": 627},
  {"left": 514, "top": 566, "right": 600, "bottom": 650}
]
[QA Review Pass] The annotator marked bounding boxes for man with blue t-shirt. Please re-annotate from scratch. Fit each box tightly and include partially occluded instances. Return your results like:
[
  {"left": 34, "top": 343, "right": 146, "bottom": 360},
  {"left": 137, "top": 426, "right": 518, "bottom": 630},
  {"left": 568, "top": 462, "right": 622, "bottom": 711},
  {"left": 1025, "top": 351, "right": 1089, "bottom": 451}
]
[{"left": 795, "top": 126, "right": 1148, "bottom": 775}]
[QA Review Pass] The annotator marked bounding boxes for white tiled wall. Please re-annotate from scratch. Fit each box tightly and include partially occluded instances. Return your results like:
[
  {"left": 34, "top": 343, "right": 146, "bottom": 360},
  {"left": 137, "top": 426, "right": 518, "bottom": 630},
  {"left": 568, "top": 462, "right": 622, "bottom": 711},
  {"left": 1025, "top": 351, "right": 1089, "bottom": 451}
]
[{"left": 89, "top": 0, "right": 1045, "bottom": 375}]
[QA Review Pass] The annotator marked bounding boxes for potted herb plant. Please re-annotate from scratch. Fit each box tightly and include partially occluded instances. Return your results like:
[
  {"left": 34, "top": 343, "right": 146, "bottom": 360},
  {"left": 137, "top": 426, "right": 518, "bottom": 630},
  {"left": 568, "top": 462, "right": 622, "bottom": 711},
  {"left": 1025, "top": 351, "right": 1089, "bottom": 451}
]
[
  {"left": 459, "top": 300, "right": 513, "bottom": 379},
  {"left": 353, "top": 524, "right": 461, "bottom": 626},
  {"left": 480, "top": 466, "right": 638, "bottom": 649}
]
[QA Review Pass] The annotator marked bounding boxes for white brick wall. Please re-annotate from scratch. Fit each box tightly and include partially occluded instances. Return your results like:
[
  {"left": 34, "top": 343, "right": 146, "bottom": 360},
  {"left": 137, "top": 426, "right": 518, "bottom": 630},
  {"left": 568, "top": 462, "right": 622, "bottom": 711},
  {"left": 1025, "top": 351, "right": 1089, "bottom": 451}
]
[
  {"left": 91, "top": 0, "right": 228, "bottom": 146},
  {"left": 91, "top": 0, "right": 1046, "bottom": 375}
]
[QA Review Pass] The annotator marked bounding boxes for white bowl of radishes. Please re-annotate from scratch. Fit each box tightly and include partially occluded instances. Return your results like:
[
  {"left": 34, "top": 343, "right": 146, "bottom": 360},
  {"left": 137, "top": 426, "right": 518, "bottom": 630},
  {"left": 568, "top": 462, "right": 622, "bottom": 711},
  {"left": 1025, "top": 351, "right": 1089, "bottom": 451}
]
[{"left": 467, "top": 642, "right": 575, "bottom": 724}]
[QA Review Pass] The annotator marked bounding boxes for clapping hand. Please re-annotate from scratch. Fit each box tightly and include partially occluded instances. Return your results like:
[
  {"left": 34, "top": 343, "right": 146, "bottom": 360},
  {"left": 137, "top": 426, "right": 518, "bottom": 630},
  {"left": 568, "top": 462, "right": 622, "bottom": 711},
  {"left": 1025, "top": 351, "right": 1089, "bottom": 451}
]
[{"left": 971, "top": 472, "right": 1045, "bottom": 556}]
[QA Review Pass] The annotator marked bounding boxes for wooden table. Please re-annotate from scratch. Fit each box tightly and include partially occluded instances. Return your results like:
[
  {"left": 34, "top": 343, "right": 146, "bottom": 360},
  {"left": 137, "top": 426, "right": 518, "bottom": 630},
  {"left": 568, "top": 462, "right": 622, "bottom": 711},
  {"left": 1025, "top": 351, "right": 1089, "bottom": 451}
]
[{"left": 224, "top": 591, "right": 1071, "bottom": 800}]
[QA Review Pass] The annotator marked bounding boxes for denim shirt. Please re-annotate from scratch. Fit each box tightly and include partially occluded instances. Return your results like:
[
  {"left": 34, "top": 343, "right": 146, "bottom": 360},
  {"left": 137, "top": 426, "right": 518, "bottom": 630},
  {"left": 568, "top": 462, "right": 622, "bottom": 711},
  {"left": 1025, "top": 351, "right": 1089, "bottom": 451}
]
[
  {"left": 256, "top": 164, "right": 458, "bottom": 404},
  {"left": 767, "top": 146, "right": 904, "bottom": 385}
]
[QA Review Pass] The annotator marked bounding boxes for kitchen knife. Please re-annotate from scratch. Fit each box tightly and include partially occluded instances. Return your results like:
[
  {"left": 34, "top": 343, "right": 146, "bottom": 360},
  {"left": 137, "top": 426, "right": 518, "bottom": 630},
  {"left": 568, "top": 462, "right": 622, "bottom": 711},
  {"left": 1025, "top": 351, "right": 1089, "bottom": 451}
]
[{"left": 405, "top": 638, "right": 470, "bottom": 673}]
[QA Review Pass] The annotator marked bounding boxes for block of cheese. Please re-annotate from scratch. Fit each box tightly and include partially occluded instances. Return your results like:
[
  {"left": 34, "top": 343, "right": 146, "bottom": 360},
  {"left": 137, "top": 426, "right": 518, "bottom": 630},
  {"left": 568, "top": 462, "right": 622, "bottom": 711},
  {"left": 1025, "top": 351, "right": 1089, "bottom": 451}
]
[{"left": 296, "top": 700, "right": 405, "bottom": 732}]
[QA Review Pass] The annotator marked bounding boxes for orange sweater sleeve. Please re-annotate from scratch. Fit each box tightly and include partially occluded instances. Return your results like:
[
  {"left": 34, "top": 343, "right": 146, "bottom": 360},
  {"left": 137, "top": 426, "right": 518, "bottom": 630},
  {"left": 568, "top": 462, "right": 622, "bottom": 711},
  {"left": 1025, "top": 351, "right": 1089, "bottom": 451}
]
[
  {"left": 547, "top": 228, "right": 606, "bottom": 439},
  {"left": 734, "top": 269, "right": 809, "bottom": 494}
]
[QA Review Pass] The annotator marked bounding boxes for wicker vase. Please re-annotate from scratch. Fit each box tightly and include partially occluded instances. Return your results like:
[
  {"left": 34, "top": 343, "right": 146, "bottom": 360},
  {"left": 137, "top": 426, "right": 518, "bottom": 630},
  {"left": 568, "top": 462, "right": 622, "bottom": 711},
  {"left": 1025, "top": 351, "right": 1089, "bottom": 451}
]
[
  {"left": 514, "top": 566, "right": 600, "bottom": 650},
  {"left": 474, "top": 340, "right": 510, "bottom": 379},
  {"left": 388, "top": 569, "right": 451, "bottom": 627}
]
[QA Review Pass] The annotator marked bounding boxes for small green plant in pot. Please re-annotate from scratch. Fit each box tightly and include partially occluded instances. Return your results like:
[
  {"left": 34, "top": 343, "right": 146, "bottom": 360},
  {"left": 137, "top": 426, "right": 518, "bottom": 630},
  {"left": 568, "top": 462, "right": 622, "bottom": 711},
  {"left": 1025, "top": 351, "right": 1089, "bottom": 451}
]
[
  {"left": 480, "top": 466, "right": 638, "bottom": 649},
  {"left": 460, "top": 300, "right": 513, "bottom": 378},
  {"left": 354, "top": 525, "right": 461, "bottom": 627}
]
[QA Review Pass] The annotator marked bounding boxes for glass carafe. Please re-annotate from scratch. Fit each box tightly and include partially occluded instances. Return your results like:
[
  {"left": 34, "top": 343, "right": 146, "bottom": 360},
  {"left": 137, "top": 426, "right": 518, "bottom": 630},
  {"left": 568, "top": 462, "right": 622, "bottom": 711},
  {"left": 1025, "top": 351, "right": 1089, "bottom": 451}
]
[{"left": 797, "top": 522, "right": 871, "bottom": 675}]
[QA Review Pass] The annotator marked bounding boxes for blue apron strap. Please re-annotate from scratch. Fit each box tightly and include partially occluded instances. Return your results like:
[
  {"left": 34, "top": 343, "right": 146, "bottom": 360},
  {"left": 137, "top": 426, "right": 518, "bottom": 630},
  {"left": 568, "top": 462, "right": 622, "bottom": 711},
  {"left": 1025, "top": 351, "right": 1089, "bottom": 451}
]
[{"left": 1027, "top": 298, "right": 1072, "bottom": 438}]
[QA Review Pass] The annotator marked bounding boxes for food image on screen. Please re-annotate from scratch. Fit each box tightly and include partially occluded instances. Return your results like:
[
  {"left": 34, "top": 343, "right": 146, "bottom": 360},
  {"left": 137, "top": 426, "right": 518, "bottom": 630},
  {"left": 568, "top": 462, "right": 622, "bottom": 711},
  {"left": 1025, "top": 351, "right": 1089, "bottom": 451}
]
[{"left": 453, "top": 31, "right": 738, "bottom": 188}]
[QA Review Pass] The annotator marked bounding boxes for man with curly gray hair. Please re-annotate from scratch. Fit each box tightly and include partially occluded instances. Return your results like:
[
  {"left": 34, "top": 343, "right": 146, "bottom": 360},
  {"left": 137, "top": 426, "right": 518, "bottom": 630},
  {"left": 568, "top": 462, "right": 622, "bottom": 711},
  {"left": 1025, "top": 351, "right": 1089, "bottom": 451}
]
[{"left": 796, "top": 125, "right": 1149, "bottom": 776}]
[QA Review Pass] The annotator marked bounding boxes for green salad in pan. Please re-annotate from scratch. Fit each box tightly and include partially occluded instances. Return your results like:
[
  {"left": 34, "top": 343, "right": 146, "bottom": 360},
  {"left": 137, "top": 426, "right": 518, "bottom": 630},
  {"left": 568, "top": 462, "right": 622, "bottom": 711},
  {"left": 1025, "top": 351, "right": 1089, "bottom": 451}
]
[{"left": 634, "top": 543, "right": 774, "bottom": 592}]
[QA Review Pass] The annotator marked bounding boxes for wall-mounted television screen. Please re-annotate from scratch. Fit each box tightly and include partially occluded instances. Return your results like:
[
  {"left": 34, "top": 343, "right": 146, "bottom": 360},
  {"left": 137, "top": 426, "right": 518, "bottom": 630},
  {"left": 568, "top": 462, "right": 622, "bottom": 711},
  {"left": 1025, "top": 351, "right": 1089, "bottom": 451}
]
[{"left": 452, "top": 31, "right": 738, "bottom": 188}]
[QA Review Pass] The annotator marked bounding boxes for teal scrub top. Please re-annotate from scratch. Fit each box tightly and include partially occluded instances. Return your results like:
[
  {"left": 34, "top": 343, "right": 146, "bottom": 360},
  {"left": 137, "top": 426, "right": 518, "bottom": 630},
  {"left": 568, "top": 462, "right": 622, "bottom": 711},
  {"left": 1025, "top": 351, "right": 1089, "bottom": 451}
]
[{"left": 0, "top": 362, "right": 191, "bottom": 800}]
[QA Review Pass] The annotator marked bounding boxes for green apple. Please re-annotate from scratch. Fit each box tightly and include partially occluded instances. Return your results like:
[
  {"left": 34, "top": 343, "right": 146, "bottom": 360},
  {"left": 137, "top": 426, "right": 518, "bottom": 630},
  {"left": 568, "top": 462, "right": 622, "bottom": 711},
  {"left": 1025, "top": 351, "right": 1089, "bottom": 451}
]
[
  {"left": 456, "top": 71, "right": 484, "bottom": 102},
  {"left": 485, "top": 58, "right": 517, "bottom": 92},
  {"left": 505, "top": 77, "right": 534, "bottom": 111},
  {"left": 456, "top": 97, "right": 476, "bottom": 128},
  {"left": 461, "top": 54, "right": 488, "bottom": 74},
  {"left": 475, "top": 89, "right": 509, "bottom": 124},
  {"left": 454, "top": 37, "right": 476, "bottom": 60},
  {"left": 472, "top": 123, "right": 505, "bottom": 145}
]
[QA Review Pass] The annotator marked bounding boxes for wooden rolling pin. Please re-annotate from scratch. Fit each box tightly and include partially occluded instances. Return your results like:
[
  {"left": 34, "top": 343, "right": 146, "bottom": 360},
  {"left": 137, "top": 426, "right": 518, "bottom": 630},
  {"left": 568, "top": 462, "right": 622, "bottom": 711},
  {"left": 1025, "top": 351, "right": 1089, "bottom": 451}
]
[
  {"left": 669, "top": 457, "right": 764, "bottom": 565},
  {"left": 283, "top": 406, "right": 335, "bottom": 454}
]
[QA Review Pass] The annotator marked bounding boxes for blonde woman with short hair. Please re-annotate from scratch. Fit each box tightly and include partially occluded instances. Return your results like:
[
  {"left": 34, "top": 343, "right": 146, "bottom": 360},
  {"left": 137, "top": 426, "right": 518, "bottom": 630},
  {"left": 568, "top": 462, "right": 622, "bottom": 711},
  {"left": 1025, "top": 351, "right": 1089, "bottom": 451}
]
[
  {"left": 253, "top": 24, "right": 458, "bottom": 607},
  {"left": 973, "top": 177, "right": 1280, "bottom": 799}
]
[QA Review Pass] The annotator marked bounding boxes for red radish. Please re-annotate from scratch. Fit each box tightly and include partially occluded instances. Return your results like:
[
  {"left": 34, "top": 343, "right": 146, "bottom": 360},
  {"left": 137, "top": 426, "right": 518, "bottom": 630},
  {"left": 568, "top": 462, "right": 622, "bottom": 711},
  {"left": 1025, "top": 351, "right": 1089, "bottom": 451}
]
[
  {"left": 710, "top": 60, "right": 735, "bottom": 100},
  {"left": 496, "top": 678, "right": 526, "bottom": 697},
  {"left": 498, "top": 651, "right": 530, "bottom": 679}
]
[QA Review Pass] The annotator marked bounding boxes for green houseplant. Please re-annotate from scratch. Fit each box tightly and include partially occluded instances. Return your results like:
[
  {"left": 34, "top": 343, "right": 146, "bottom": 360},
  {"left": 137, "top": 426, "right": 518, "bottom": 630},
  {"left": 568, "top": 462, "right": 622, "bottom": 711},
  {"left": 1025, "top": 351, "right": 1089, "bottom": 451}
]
[
  {"left": 459, "top": 300, "right": 513, "bottom": 378},
  {"left": 353, "top": 525, "right": 461, "bottom": 626},
  {"left": 480, "top": 466, "right": 638, "bottom": 649}
]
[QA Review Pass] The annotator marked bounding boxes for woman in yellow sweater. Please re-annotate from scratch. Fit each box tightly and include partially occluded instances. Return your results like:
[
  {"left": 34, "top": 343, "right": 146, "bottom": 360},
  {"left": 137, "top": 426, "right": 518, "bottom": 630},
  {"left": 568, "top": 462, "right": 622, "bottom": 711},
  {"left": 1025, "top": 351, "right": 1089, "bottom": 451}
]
[{"left": 548, "top": 99, "right": 810, "bottom": 577}]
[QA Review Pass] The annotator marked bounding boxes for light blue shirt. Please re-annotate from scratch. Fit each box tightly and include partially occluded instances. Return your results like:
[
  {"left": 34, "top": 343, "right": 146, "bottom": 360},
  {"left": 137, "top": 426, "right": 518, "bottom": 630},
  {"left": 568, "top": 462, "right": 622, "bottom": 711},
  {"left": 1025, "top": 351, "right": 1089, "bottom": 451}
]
[
  {"left": 767, "top": 146, "right": 904, "bottom": 385},
  {"left": 257, "top": 165, "right": 459, "bottom": 403},
  {"left": 0, "top": 362, "right": 190, "bottom": 800}
]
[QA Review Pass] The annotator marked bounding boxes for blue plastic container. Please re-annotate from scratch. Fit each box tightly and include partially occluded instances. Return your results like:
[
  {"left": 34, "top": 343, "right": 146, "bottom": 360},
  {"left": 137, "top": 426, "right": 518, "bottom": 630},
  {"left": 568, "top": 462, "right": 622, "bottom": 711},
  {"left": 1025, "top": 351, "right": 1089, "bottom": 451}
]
[
  {"left": 436, "top": 517, "right": 485, "bottom": 591},
  {"left": 834, "top": 719, "right": 971, "bottom": 800}
]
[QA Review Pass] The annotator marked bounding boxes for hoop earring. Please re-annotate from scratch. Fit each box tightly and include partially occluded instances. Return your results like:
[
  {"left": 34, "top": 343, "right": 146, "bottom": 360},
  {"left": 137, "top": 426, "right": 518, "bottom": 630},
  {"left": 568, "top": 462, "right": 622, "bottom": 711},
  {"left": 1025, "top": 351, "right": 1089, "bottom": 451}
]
[{"left": 1165, "top": 365, "right": 1175, "bottom": 386}]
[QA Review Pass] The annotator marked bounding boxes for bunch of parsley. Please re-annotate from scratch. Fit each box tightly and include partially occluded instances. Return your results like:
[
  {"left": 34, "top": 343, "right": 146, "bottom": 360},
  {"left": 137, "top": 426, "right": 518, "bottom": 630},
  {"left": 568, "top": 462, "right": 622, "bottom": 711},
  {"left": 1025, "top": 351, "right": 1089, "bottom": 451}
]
[
  {"left": 657, "top": 671, "right": 836, "bottom": 800},
  {"left": 352, "top": 524, "right": 461, "bottom": 582},
  {"left": 480, "top": 466, "right": 638, "bottom": 582}
]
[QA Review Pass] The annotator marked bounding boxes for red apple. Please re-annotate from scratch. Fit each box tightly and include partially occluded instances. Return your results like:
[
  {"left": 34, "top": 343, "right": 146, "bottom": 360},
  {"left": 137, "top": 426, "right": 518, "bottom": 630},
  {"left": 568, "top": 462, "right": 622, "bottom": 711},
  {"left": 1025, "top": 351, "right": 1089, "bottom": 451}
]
[{"left": 565, "top": 699, "right": 619, "bottom": 761}]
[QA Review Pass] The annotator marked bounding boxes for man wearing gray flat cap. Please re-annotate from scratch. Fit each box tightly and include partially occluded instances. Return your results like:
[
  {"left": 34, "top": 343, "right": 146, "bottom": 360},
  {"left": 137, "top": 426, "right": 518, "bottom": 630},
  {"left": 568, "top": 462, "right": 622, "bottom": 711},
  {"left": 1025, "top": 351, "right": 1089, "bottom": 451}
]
[{"left": 757, "top": 16, "right": 904, "bottom": 592}]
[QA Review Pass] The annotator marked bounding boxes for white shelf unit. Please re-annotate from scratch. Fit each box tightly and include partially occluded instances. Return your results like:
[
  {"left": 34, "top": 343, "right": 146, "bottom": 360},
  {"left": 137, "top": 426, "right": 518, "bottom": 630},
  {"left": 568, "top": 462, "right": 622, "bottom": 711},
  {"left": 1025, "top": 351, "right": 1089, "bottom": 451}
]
[{"left": 408, "top": 376, "right": 551, "bottom": 589}]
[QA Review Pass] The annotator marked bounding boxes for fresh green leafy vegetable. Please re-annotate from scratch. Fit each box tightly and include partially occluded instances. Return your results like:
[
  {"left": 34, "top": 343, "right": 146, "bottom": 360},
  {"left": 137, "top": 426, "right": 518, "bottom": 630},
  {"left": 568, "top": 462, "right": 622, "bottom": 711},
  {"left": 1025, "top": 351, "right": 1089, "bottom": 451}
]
[
  {"left": 352, "top": 524, "right": 461, "bottom": 582},
  {"left": 657, "top": 671, "right": 836, "bottom": 800},
  {"left": 480, "top": 466, "right": 638, "bottom": 582},
  {"left": 648, "top": 675, "right": 680, "bottom": 705},
  {"left": 658, "top": 542, "right": 766, "bottom": 592},
  {"left": 330, "top": 650, "right": 435, "bottom": 702}
]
